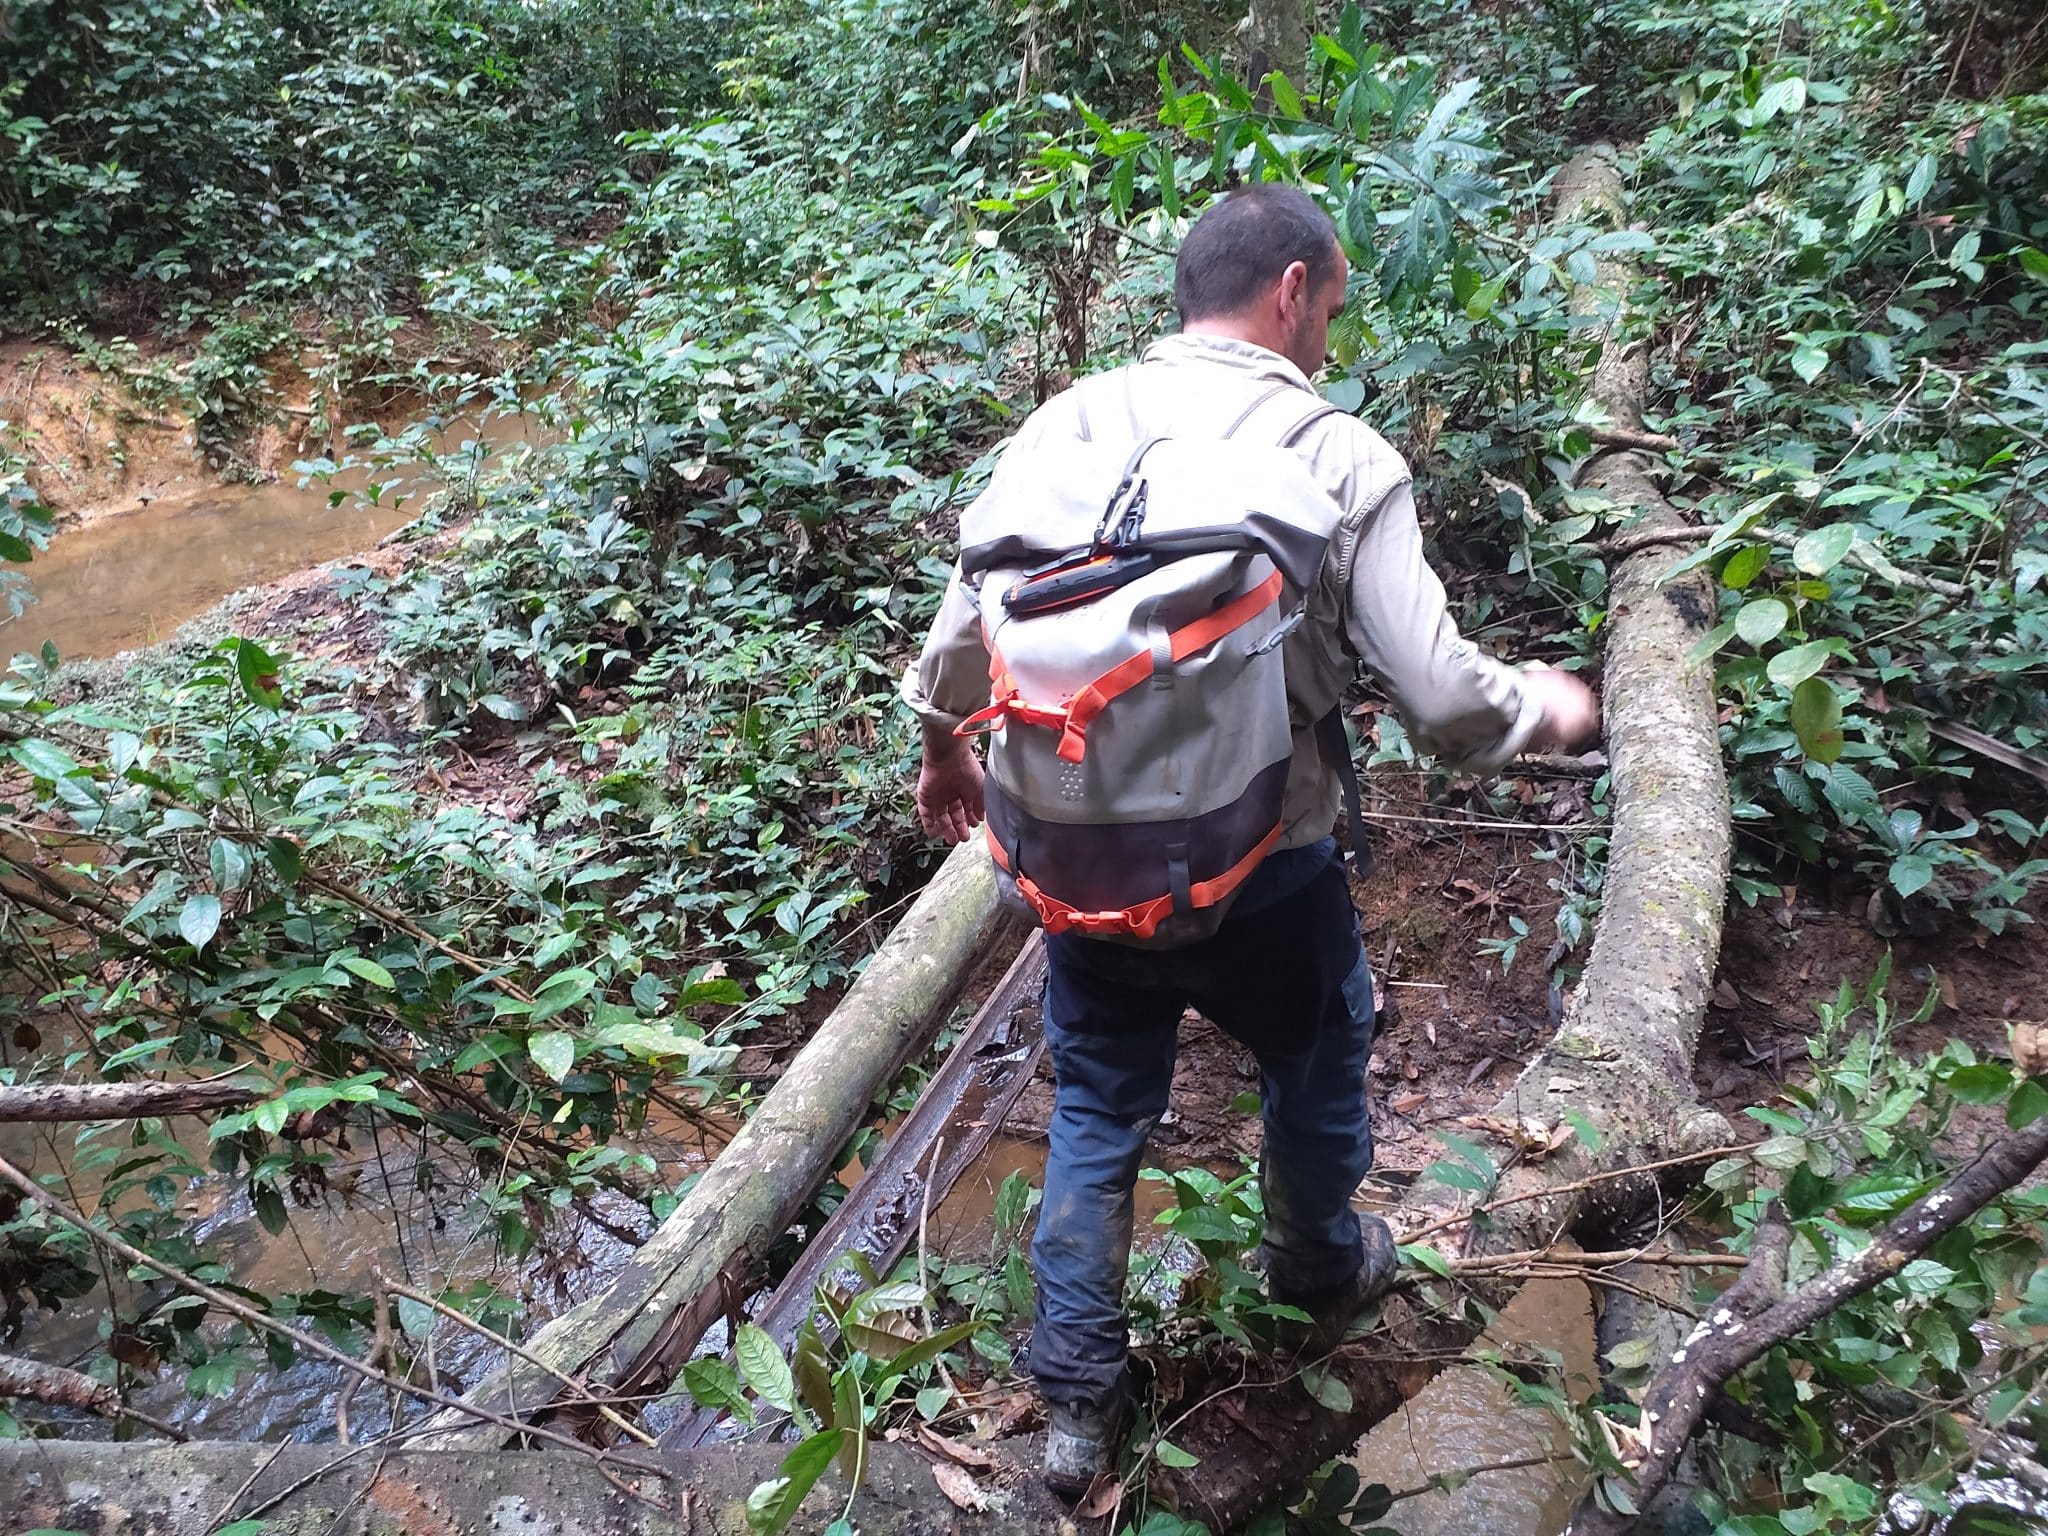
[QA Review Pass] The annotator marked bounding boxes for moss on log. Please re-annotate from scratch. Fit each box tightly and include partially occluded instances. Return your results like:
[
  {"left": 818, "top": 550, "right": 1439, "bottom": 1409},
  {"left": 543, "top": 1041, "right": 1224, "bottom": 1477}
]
[{"left": 416, "top": 839, "right": 1007, "bottom": 1446}]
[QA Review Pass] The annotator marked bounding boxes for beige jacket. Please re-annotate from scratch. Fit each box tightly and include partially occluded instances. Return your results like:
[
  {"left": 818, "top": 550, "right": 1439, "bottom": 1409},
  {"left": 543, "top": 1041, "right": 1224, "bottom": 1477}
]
[{"left": 902, "top": 333, "right": 1544, "bottom": 849}]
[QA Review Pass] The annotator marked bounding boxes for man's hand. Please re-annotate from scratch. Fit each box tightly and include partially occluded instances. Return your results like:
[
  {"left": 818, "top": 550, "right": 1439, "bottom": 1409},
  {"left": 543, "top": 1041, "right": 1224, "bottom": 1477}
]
[
  {"left": 916, "top": 728, "right": 985, "bottom": 844},
  {"left": 1521, "top": 667, "right": 1601, "bottom": 752}
]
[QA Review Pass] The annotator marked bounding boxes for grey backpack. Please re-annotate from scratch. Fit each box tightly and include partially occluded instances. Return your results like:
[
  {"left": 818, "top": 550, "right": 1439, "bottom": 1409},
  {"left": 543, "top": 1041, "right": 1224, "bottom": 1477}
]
[{"left": 955, "top": 390, "right": 1368, "bottom": 947}]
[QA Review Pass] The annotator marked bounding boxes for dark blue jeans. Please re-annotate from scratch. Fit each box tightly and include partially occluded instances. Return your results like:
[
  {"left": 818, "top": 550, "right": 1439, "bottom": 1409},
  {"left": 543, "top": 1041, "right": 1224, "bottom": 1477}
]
[{"left": 1029, "top": 838, "right": 1377, "bottom": 1410}]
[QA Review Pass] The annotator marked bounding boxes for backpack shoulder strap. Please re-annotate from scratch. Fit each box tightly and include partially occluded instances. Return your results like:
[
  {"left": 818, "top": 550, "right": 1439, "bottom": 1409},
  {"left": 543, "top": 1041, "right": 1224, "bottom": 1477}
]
[
  {"left": 1316, "top": 709, "right": 1376, "bottom": 880},
  {"left": 1220, "top": 381, "right": 1352, "bottom": 448}
]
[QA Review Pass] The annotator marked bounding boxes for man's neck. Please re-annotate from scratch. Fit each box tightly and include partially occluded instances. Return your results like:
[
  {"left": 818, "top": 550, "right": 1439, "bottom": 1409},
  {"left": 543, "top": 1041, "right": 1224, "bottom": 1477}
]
[{"left": 1181, "top": 317, "right": 1288, "bottom": 355}]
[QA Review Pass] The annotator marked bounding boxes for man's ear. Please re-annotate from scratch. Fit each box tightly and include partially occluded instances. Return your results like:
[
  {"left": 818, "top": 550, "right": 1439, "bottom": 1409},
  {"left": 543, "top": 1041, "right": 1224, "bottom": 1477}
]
[{"left": 1275, "top": 259, "right": 1311, "bottom": 319}]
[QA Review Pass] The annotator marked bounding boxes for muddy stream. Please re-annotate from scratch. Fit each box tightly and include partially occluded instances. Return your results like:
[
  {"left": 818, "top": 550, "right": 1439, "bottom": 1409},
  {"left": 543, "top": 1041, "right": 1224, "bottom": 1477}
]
[{"left": 11, "top": 423, "right": 1602, "bottom": 1531}]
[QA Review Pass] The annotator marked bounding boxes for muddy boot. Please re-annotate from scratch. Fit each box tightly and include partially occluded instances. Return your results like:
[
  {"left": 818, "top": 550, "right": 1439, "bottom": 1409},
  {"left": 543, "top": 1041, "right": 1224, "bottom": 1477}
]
[
  {"left": 1041, "top": 1384, "right": 1132, "bottom": 1500},
  {"left": 1272, "top": 1211, "right": 1400, "bottom": 1355}
]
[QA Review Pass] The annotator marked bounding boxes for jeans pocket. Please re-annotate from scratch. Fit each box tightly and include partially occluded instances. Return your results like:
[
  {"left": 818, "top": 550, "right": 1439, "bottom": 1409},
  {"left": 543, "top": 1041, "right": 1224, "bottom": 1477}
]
[{"left": 1339, "top": 950, "right": 1377, "bottom": 1040}]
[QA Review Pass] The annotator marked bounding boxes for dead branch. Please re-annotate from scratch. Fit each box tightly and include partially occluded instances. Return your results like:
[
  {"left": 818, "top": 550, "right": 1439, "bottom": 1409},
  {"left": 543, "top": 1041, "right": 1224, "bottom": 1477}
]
[
  {"left": 0, "top": 1077, "right": 261, "bottom": 1123},
  {"left": 0, "top": 1349, "right": 187, "bottom": 1440},
  {"left": 1597, "top": 522, "right": 1971, "bottom": 601},
  {"left": 1576, "top": 1118, "right": 2048, "bottom": 1531}
]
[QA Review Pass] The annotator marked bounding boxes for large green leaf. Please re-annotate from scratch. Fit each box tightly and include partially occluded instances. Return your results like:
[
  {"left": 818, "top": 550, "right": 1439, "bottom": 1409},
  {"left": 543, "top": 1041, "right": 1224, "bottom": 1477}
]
[
  {"left": 527, "top": 1031, "right": 576, "bottom": 1082},
  {"left": 1789, "top": 677, "right": 1844, "bottom": 764},
  {"left": 736, "top": 1322, "right": 802, "bottom": 1420},
  {"left": 1792, "top": 523, "right": 1855, "bottom": 577},
  {"left": 179, "top": 893, "right": 223, "bottom": 950}
]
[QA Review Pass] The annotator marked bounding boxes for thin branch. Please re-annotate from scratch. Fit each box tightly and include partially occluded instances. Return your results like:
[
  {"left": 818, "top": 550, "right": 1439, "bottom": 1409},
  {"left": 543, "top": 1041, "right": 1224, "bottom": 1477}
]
[
  {"left": 1598, "top": 523, "right": 1971, "bottom": 601},
  {"left": 373, "top": 1271, "right": 656, "bottom": 1448},
  {"left": 1401, "top": 1142, "right": 1755, "bottom": 1246}
]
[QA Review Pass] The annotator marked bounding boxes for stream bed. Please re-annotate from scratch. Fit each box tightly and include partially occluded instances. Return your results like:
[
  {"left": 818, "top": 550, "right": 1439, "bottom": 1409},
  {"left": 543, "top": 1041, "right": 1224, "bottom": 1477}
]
[{"left": 12, "top": 404, "right": 545, "bottom": 662}]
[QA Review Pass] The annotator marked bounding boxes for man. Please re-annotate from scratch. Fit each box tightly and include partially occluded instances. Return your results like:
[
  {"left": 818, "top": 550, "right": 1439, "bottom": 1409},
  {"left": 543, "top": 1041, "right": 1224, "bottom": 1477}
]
[{"left": 902, "top": 184, "right": 1599, "bottom": 1496}]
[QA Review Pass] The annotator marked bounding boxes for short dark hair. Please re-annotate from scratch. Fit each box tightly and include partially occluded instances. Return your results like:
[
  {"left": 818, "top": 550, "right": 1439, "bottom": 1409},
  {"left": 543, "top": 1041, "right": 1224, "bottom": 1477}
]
[{"left": 1173, "top": 184, "right": 1341, "bottom": 323}]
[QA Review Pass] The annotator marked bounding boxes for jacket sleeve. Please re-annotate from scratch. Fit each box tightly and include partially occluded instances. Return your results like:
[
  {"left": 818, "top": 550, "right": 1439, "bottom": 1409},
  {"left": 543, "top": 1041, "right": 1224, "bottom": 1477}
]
[
  {"left": 900, "top": 566, "right": 990, "bottom": 732},
  {"left": 1340, "top": 482, "right": 1546, "bottom": 773}
]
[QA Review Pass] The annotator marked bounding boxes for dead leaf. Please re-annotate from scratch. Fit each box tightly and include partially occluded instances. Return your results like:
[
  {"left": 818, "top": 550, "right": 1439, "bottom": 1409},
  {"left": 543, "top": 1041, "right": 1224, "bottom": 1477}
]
[
  {"left": 918, "top": 1428, "right": 999, "bottom": 1471},
  {"left": 932, "top": 1462, "right": 990, "bottom": 1512},
  {"left": 1423, "top": 1016, "right": 1437, "bottom": 1046},
  {"left": 1937, "top": 973, "right": 1958, "bottom": 1011},
  {"left": 1389, "top": 1090, "right": 1427, "bottom": 1115},
  {"left": 1077, "top": 1473, "right": 1124, "bottom": 1520},
  {"left": 2013, "top": 1021, "right": 2046, "bottom": 1079},
  {"left": 1711, "top": 980, "right": 1740, "bottom": 1011}
]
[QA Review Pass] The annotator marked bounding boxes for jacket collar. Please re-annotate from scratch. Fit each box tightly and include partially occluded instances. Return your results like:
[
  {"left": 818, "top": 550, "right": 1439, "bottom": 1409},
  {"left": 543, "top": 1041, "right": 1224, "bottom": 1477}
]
[{"left": 1139, "top": 332, "right": 1315, "bottom": 392}]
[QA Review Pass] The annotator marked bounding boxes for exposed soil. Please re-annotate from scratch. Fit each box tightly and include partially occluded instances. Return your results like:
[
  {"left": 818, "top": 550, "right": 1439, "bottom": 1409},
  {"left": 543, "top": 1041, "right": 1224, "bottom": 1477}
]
[{"left": 0, "top": 337, "right": 217, "bottom": 521}]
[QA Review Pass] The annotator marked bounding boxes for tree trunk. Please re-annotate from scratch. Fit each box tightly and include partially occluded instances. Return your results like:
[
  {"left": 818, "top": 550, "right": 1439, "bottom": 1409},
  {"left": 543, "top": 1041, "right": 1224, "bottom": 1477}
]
[
  {"left": 1243, "top": 0, "right": 1311, "bottom": 102},
  {"left": 1160, "top": 146, "right": 1734, "bottom": 1529},
  {"left": 0, "top": 1078, "right": 260, "bottom": 1122},
  {"left": 414, "top": 839, "right": 1010, "bottom": 1445}
]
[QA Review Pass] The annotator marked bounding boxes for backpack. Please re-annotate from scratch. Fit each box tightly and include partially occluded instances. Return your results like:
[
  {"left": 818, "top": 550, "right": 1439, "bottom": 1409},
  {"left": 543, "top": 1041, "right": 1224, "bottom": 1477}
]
[{"left": 954, "top": 386, "right": 1370, "bottom": 948}]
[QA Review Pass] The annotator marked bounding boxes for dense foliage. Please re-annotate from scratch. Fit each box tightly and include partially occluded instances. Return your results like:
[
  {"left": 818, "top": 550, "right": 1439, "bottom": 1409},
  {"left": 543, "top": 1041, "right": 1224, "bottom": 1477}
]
[{"left": 3, "top": 0, "right": 2047, "bottom": 1531}]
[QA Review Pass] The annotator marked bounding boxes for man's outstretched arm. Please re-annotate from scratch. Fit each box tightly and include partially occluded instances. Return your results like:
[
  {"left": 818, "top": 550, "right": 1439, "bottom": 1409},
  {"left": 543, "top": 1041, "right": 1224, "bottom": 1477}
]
[{"left": 1343, "top": 482, "right": 1599, "bottom": 764}]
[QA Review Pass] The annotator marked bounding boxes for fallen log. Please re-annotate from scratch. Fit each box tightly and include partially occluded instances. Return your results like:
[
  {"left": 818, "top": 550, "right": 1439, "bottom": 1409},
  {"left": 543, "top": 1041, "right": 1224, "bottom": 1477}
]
[
  {"left": 414, "top": 838, "right": 1010, "bottom": 1445},
  {"left": 1158, "top": 144, "right": 1734, "bottom": 1529},
  {"left": 662, "top": 935, "right": 1048, "bottom": 1447},
  {"left": 1, "top": 1438, "right": 1069, "bottom": 1535},
  {"left": 0, "top": 1077, "right": 260, "bottom": 1123}
]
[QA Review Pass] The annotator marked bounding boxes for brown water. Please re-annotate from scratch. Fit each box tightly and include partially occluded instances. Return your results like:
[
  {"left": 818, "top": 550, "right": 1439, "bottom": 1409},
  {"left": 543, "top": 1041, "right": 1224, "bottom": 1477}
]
[
  {"left": 11, "top": 404, "right": 547, "bottom": 662},
  {"left": 1352, "top": 1279, "right": 1596, "bottom": 1534}
]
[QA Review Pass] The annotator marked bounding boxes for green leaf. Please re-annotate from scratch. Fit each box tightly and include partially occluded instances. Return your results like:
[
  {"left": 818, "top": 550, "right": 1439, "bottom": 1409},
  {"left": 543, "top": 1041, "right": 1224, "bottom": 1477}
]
[
  {"left": 682, "top": 1358, "right": 755, "bottom": 1425},
  {"left": 1788, "top": 341, "right": 1830, "bottom": 384},
  {"left": 1945, "top": 1062, "right": 2014, "bottom": 1104},
  {"left": 1721, "top": 543, "right": 1771, "bottom": 590},
  {"left": 1302, "top": 1365, "right": 1352, "bottom": 1412},
  {"left": 1889, "top": 852, "right": 1935, "bottom": 898},
  {"left": 1767, "top": 640, "right": 1833, "bottom": 689},
  {"left": 339, "top": 956, "right": 396, "bottom": 990},
  {"left": 1154, "top": 1439, "right": 1200, "bottom": 1468},
  {"left": 0, "top": 531, "right": 33, "bottom": 563},
  {"left": 2008, "top": 1078, "right": 2048, "bottom": 1128},
  {"left": 1792, "top": 523, "right": 1855, "bottom": 576},
  {"left": 12, "top": 738, "right": 81, "bottom": 782},
  {"left": 232, "top": 638, "right": 284, "bottom": 709},
  {"left": 1753, "top": 76, "right": 1808, "bottom": 121},
  {"left": 744, "top": 1431, "right": 844, "bottom": 1535},
  {"left": 916, "top": 1384, "right": 950, "bottom": 1420},
  {"left": 179, "top": 893, "right": 223, "bottom": 950},
  {"left": 1789, "top": 677, "right": 1844, "bottom": 764},
  {"left": 1734, "top": 598, "right": 1789, "bottom": 646},
  {"left": 1399, "top": 1242, "right": 1452, "bottom": 1278},
  {"left": 528, "top": 1031, "right": 576, "bottom": 1082},
  {"left": 217, "top": 1523, "right": 270, "bottom": 1536},
  {"left": 265, "top": 837, "right": 304, "bottom": 883},
  {"left": 737, "top": 1322, "right": 802, "bottom": 1419}
]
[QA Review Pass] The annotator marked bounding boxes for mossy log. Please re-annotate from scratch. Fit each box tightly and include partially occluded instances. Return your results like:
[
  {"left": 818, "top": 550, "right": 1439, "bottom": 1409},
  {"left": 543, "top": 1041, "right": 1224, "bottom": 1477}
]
[
  {"left": 1, "top": 1438, "right": 1069, "bottom": 1535},
  {"left": 415, "top": 838, "right": 1008, "bottom": 1446},
  {"left": 1159, "top": 147, "right": 1734, "bottom": 1530}
]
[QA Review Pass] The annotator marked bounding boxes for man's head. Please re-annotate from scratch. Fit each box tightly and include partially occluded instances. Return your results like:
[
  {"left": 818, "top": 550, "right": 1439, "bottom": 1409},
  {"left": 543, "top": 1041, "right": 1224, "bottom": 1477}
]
[{"left": 1173, "top": 184, "right": 1347, "bottom": 378}]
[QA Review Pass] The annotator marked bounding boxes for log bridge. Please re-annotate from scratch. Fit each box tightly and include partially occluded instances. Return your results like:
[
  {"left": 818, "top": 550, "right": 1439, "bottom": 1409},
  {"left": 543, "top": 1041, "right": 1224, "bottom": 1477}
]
[{"left": 3, "top": 150, "right": 1881, "bottom": 1533}]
